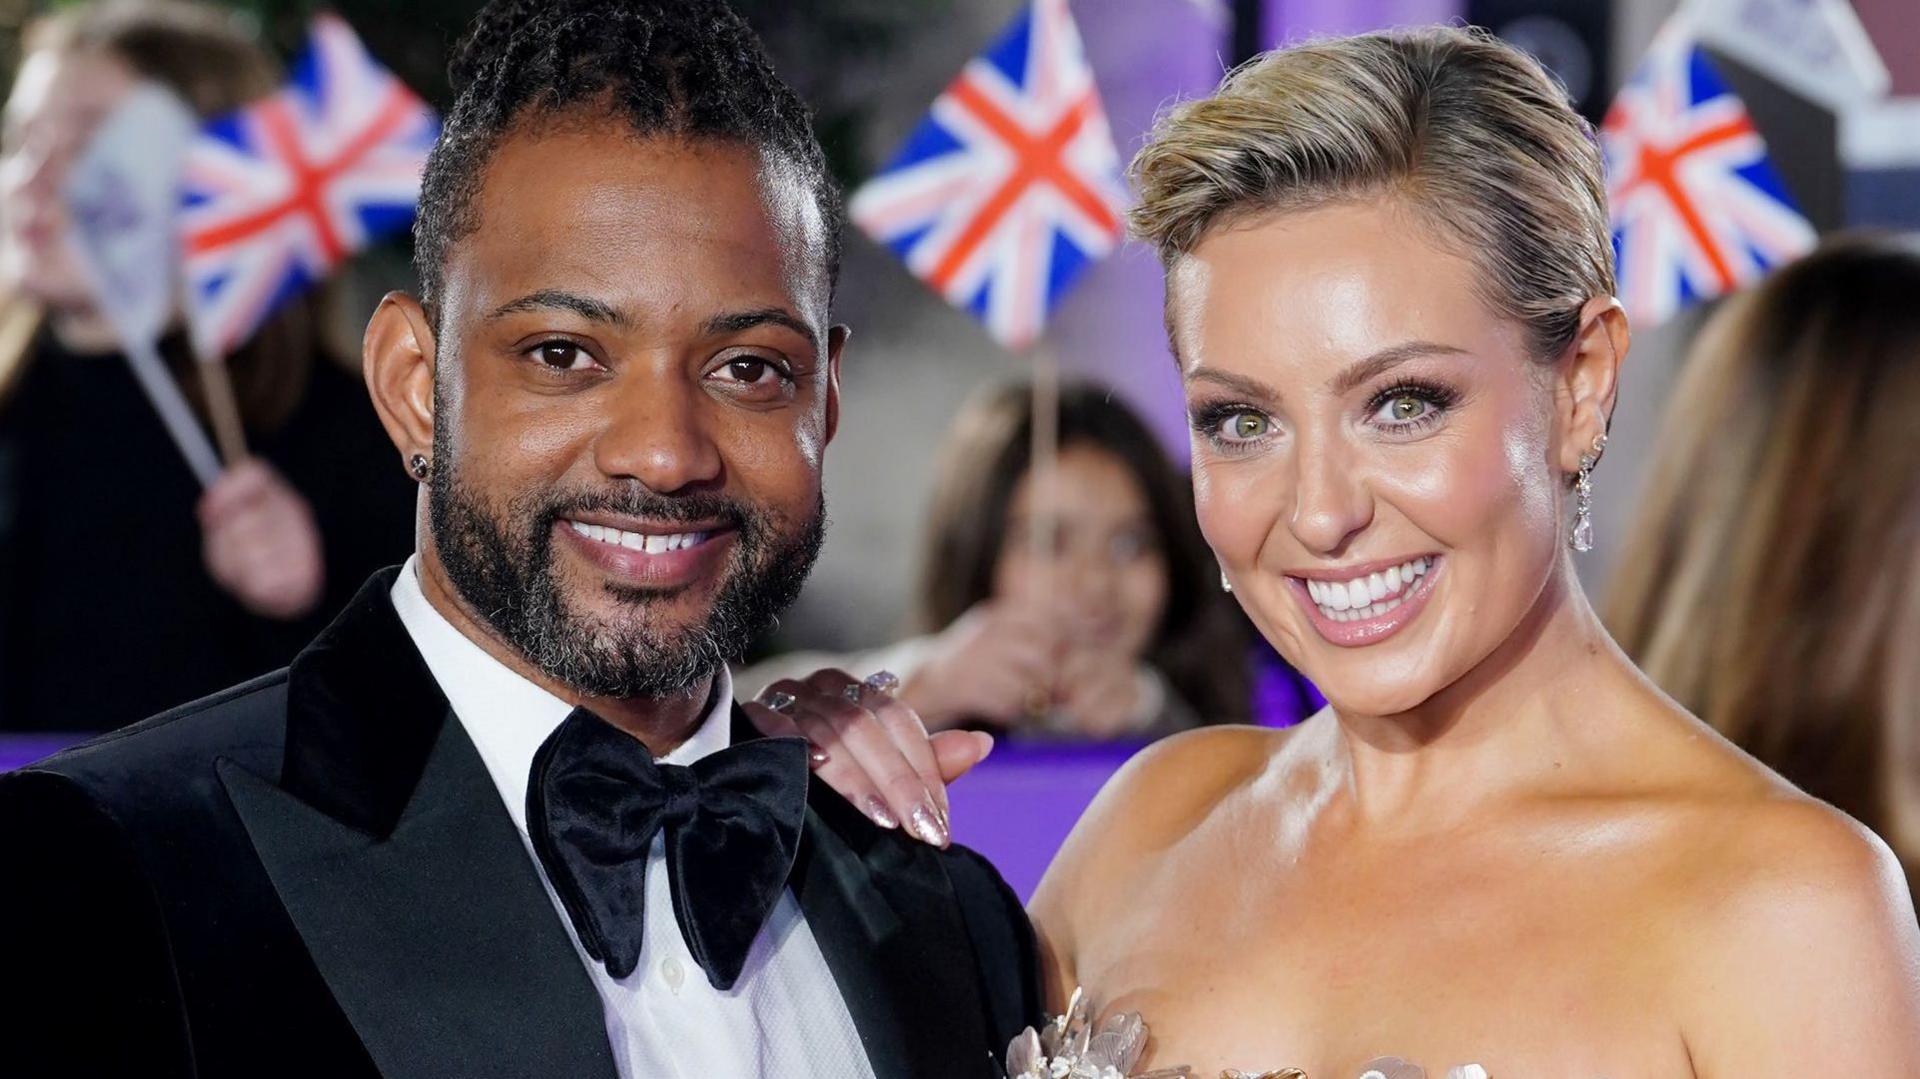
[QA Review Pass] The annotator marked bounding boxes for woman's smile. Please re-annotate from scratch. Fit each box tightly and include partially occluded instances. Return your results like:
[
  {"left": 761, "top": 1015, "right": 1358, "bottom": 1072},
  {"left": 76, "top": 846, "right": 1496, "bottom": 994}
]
[{"left": 1285, "top": 553, "right": 1441, "bottom": 647}]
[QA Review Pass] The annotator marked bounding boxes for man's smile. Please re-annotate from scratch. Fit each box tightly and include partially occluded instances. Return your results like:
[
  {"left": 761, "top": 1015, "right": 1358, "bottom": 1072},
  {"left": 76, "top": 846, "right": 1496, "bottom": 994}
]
[{"left": 555, "top": 515, "right": 739, "bottom": 590}]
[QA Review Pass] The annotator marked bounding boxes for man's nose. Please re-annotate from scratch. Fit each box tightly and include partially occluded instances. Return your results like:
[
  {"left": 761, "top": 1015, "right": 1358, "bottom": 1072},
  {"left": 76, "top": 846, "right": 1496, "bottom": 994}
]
[{"left": 591, "top": 369, "right": 724, "bottom": 495}]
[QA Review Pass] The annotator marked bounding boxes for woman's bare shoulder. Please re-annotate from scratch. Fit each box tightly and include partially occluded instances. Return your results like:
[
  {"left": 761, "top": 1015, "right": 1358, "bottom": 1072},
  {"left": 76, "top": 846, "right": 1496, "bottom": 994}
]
[
  {"left": 1615, "top": 711, "right": 1911, "bottom": 941},
  {"left": 1657, "top": 786, "right": 1920, "bottom": 1071},
  {"left": 1611, "top": 702, "right": 1920, "bottom": 1065},
  {"left": 1069, "top": 721, "right": 1305, "bottom": 852},
  {"left": 1029, "top": 720, "right": 1317, "bottom": 936},
  {"left": 1675, "top": 783, "right": 1912, "bottom": 932},
  {"left": 1636, "top": 708, "right": 1906, "bottom": 887}
]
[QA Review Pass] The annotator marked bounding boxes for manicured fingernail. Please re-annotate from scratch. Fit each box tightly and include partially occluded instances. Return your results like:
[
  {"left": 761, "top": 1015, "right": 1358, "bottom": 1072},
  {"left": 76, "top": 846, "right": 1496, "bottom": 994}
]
[
  {"left": 806, "top": 741, "right": 830, "bottom": 768},
  {"left": 910, "top": 803, "right": 950, "bottom": 848},
  {"left": 864, "top": 797, "right": 899, "bottom": 830}
]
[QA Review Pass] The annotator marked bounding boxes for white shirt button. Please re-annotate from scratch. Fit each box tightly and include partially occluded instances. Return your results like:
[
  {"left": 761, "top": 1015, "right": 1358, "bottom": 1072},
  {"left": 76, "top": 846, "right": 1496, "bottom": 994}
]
[{"left": 660, "top": 955, "right": 686, "bottom": 992}]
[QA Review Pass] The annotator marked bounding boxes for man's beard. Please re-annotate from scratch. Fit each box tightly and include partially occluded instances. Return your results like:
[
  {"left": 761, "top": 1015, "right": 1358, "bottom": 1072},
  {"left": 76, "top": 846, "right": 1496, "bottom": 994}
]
[{"left": 427, "top": 431, "right": 825, "bottom": 700}]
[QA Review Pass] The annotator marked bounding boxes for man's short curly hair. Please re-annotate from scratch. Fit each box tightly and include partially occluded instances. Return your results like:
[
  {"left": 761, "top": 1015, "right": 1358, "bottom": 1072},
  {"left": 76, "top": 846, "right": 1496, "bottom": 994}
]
[{"left": 413, "top": 0, "right": 844, "bottom": 314}]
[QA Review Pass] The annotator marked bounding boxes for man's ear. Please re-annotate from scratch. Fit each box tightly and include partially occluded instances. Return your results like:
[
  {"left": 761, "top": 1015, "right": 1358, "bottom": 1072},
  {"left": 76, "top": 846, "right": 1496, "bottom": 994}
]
[
  {"left": 822, "top": 323, "right": 849, "bottom": 446},
  {"left": 363, "top": 292, "right": 438, "bottom": 477},
  {"left": 1554, "top": 295, "right": 1629, "bottom": 474}
]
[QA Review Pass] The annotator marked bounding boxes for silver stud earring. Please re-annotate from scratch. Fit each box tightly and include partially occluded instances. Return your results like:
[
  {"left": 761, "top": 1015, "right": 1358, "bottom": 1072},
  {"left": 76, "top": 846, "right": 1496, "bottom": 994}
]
[
  {"left": 1570, "top": 433, "right": 1607, "bottom": 552},
  {"left": 408, "top": 453, "right": 431, "bottom": 481},
  {"left": 1220, "top": 568, "right": 1232, "bottom": 593}
]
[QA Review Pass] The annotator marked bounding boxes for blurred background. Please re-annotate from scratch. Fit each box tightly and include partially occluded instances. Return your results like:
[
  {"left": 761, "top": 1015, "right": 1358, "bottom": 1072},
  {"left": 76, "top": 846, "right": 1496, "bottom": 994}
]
[{"left": 0, "top": 0, "right": 1915, "bottom": 896}]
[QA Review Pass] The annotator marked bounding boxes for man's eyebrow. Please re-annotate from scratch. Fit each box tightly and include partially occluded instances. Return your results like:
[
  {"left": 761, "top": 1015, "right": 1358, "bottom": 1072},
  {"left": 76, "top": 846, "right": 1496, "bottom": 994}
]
[
  {"left": 1186, "top": 366, "right": 1279, "bottom": 402},
  {"left": 485, "top": 289, "right": 628, "bottom": 327},
  {"left": 1329, "top": 341, "right": 1469, "bottom": 396},
  {"left": 701, "top": 307, "right": 818, "bottom": 346}
]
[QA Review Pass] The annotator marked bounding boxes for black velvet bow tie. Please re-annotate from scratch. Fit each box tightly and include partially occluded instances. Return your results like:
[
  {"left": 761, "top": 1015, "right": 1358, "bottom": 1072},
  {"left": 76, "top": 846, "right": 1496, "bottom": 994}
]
[{"left": 526, "top": 707, "right": 810, "bottom": 991}]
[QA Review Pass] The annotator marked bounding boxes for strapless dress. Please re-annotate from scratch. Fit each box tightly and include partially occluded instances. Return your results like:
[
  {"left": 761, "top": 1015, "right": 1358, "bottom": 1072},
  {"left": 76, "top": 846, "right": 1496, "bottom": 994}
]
[{"left": 1004, "top": 990, "right": 1488, "bottom": 1079}]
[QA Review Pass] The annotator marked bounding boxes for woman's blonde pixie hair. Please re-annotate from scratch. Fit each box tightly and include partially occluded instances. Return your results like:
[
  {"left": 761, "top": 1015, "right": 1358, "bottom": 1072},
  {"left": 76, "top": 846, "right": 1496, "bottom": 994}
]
[{"left": 1131, "top": 26, "right": 1614, "bottom": 359}]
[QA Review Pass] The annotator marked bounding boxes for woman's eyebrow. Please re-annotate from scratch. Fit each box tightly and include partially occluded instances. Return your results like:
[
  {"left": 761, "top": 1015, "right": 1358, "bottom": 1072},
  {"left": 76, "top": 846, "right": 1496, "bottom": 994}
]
[
  {"left": 1185, "top": 366, "right": 1278, "bottom": 401},
  {"left": 1328, "top": 341, "right": 1468, "bottom": 395}
]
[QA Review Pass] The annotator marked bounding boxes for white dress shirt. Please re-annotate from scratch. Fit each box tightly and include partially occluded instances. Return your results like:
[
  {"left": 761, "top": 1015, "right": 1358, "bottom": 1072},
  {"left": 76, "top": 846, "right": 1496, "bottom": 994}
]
[{"left": 390, "top": 557, "right": 876, "bottom": 1079}]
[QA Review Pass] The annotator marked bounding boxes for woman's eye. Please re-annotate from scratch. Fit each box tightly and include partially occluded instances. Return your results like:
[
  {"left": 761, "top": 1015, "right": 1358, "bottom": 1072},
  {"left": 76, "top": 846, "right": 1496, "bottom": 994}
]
[
  {"left": 531, "top": 342, "right": 590, "bottom": 370},
  {"left": 1377, "top": 394, "right": 1431, "bottom": 424},
  {"left": 1216, "top": 411, "right": 1271, "bottom": 442},
  {"left": 1109, "top": 529, "right": 1156, "bottom": 562}
]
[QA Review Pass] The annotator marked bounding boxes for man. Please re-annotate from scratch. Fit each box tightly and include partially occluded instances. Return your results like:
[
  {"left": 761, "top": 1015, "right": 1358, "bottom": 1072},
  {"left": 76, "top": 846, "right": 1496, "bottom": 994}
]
[{"left": 0, "top": 2, "right": 1040, "bottom": 1075}]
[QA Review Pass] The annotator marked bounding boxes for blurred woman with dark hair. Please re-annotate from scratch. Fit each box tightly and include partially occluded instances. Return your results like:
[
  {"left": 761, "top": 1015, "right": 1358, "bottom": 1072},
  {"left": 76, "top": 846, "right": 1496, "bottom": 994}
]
[
  {"left": 0, "top": 0, "right": 413, "bottom": 731},
  {"left": 743, "top": 379, "right": 1253, "bottom": 738},
  {"left": 1607, "top": 233, "right": 1920, "bottom": 893}
]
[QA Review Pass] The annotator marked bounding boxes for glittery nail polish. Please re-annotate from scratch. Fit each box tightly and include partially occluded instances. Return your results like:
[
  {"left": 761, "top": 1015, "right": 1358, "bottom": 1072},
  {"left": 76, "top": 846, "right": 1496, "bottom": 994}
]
[
  {"left": 910, "top": 803, "right": 949, "bottom": 847},
  {"left": 864, "top": 797, "right": 899, "bottom": 830}
]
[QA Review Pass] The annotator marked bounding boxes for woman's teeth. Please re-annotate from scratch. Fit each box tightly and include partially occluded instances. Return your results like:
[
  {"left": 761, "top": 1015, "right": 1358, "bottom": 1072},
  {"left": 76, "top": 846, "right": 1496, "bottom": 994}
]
[
  {"left": 1304, "top": 557, "right": 1431, "bottom": 622},
  {"left": 567, "top": 520, "right": 708, "bottom": 554}
]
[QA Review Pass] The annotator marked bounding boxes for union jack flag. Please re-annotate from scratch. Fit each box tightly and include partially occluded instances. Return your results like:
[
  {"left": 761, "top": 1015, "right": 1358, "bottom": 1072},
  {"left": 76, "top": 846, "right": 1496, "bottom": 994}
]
[
  {"left": 180, "top": 14, "right": 438, "bottom": 359},
  {"left": 1601, "top": 27, "right": 1815, "bottom": 327},
  {"left": 849, "top": 0, "right": 1127, "bottom": 350}
]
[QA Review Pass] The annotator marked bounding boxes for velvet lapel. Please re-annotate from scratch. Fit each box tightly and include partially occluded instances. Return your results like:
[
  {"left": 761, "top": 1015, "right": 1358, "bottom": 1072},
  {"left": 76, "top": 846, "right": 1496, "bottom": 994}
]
[
  {"left": 733, "top": 709, "right": 1002, "bottom": 1079},
  {"left": 218, "top": 571, "right": 616, "bottom": 1079}
]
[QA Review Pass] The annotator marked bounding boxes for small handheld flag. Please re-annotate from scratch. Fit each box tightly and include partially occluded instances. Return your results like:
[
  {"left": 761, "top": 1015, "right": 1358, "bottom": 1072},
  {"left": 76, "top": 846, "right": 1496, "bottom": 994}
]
[
  {"left": 1602, "top": 25, "right": 1816, "bottom": 327},
  {"left": 180, "top": 14, "right": 438, "bottom": 363},
  {"left": 849, "top": 0, "right": 1128, "bottom": 350},
  {"left": 65, "top": 85, "right": 222, "bottom": 486}
]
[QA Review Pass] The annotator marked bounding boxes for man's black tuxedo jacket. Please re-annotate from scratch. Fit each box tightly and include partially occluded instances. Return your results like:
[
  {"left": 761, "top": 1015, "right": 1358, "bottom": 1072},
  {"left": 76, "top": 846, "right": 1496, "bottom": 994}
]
[{"left": 0, "top": 571, "right": 1043, "bottom": 1078}]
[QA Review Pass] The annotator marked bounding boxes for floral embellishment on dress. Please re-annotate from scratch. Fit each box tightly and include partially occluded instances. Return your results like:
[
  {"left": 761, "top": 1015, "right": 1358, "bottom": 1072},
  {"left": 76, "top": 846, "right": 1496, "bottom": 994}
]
[
  {"left": 1004, "top": 988, "right": 1192, "bottom": 1079},
  {"left": 1004, "top": 989, "right": 1489, "bottom": 1079}
]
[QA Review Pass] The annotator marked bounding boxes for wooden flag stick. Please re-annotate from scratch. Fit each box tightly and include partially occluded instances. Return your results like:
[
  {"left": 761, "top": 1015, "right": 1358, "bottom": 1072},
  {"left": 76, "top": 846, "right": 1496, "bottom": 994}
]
[
  {"left": 122, "top": 335, "right": 223, "bottom": 487},
  {"left": 1026, "top": 343, "right": 1061, "bottom": 722},
  {"left": 195, "top": 355, "right": 249, "bottom": 467}
]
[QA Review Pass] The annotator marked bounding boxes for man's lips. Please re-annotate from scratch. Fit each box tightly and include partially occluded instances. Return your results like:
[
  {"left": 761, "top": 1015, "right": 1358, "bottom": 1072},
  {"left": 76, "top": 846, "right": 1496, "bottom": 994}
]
[
  {"left": 562, "top": 513, "right": 732, "bottom": 553},
  {"left": 554, "top": 515, "right": 738, "bottom": 588}
]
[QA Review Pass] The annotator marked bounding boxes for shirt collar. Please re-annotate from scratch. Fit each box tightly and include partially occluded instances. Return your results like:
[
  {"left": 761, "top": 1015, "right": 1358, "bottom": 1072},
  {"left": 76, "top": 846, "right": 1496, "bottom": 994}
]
[{"left": 389, "top": 555, "right": 735, "bottom": 836}]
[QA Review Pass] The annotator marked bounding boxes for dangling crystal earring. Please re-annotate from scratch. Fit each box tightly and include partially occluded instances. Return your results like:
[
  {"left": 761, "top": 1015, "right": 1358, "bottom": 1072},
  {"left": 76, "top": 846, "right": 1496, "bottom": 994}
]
[
  {"left": 1220, "top": 568, "right": 1232, "bottom": 593},
  {"left": 1570, "top": 433, "right": 1607, "bottom": 552}
]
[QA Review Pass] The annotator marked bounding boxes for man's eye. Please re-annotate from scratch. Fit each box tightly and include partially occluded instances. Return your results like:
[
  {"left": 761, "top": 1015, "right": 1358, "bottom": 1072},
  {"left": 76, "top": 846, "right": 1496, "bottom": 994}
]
[
  {"left": 715, "top": 357, "right": 787, "bottom": 385},
  {"left": 531, "top": 342, "right": 590, "bottom": 370}
]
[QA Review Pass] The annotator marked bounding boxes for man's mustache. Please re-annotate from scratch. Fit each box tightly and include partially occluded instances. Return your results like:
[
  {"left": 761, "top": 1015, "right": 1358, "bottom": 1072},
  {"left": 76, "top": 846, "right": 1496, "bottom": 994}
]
[{"left": 535, "top": 490, "right": 755, "bottom": 532}]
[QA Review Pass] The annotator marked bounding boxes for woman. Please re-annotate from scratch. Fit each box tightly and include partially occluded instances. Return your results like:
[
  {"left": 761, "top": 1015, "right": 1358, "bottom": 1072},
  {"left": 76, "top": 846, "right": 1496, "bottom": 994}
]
[
  {"left": 763, "top": 26, "right": 1920, "bottom": 1076},
  {"left": 1607, "top": 234, "right": 1920, "bottom": 901},
  {"left": 0, "top": 0, "right": 414, "bottom": 730},
  {"left": 742, "top": 380, "right": 1252, "bottom": 738}
]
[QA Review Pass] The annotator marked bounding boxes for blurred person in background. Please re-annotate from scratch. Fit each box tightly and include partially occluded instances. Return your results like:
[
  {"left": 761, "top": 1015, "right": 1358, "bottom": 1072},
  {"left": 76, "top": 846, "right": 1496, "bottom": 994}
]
[
  {"left": 1607, "top": 233, "right": 1920, "bottom": 897},
  {"left": 0, "top": 0, "right": 412, "bottom": 731},
  {"left": 743, "top": 380, "right": 1250, "bottom": 738}
]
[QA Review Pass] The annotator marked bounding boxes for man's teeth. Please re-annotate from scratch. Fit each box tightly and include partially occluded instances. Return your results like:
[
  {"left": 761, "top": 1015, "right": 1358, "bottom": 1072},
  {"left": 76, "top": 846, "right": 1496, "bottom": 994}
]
[
  {"left": 1304, "top": 557, "right": 1432, "bottom": 623},
  {"left": 566, "top": 520, "right": 709, "bottom": 553}
]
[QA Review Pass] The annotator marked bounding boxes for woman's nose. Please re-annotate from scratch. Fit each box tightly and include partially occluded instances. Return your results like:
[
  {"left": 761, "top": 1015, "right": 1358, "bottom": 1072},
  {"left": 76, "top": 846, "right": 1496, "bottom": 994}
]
[{"left": 1288, "top": 436, "right": 1373, "bottom": 556}]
